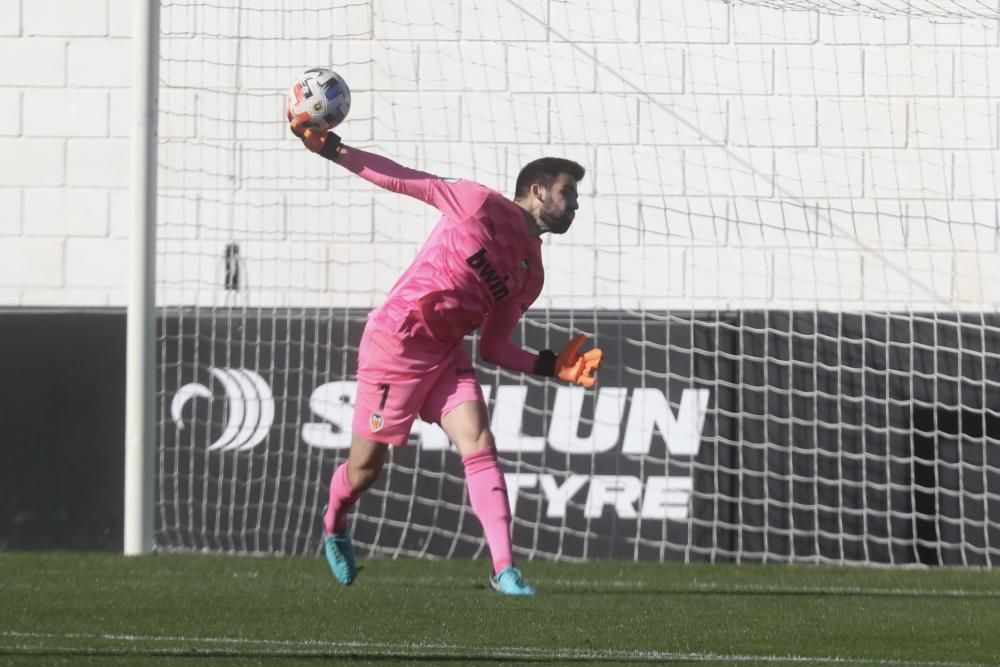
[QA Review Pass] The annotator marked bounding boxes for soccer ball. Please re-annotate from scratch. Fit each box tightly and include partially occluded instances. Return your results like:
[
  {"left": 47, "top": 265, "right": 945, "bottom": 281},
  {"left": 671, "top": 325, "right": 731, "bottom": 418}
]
[{"left": 287, "top": 67, "right": 351, "bottom": 132}]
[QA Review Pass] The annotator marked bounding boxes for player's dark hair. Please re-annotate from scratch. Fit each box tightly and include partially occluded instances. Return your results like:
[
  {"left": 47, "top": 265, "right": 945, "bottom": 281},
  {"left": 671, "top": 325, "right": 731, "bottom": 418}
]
[{"left": 514, "top": 157, "right": 585, "bottom": 199}]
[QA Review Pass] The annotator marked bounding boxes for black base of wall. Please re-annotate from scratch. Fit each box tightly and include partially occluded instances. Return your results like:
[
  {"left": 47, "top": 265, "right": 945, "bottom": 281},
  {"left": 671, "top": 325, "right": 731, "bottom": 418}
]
[{"left": 0, "top": 310, "right": 126, "bottom": 551}]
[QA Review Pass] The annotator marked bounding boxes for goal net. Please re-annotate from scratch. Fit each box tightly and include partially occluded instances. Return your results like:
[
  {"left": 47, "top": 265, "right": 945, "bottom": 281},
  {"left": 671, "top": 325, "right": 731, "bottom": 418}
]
[{"left": 156, "top": 0, "right": 1000, "bottom": 566}]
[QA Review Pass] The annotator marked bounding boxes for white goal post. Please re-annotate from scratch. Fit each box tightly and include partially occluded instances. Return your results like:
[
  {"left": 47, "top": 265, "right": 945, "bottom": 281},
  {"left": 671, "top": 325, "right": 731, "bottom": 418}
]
[
  {"left": 124, "top": 0, "right": 159, "bottom": 557},
  {"left": 131, "top": 0, "right": 1000, "bottom": 565}
]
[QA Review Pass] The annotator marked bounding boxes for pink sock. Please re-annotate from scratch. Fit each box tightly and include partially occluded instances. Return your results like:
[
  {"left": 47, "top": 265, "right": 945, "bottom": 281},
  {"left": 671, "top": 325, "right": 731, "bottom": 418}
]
[
  {"left": 462, "top": 448, "right": 513, "bottom": 573},
  {"left": 323, "top": 463, "right": 363, "bottom": 534}
]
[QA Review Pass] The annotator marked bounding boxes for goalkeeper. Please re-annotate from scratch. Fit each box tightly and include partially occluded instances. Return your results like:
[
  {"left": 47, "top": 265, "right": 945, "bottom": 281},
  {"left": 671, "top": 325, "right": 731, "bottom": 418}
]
[{"left": 289, "top": 116, "right": 602, "bottom": 596}]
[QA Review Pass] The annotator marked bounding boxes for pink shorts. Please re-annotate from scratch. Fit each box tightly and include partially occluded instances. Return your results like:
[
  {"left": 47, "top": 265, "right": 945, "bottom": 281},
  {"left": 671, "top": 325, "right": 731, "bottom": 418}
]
[{"left": 352, "top": 321, "right": 485, "bottom": 445}]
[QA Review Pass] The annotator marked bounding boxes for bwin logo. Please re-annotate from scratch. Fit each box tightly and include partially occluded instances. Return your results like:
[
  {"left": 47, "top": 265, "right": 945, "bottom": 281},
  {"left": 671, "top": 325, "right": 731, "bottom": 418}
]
[{"left": 171, "top": 368, "right": 275, "bottom": 452}]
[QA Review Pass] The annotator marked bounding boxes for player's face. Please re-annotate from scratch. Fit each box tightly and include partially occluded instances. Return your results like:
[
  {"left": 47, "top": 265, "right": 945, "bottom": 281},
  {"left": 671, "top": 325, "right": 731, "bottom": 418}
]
[{"left": 538, "top": 173, "right": 579, "bottom": 235}]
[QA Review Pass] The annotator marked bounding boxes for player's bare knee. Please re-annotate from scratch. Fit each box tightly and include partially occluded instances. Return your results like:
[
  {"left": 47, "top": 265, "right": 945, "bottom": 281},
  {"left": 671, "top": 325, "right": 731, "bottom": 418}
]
[
  {"left": 457, "top": 426, "right": 495, "bottom": 455},
  {"left": 347, "top": 460, "right": 381, "bottom": 491},
  {"left": 477, "top": 428, "right": 496, "bottom": 452}
]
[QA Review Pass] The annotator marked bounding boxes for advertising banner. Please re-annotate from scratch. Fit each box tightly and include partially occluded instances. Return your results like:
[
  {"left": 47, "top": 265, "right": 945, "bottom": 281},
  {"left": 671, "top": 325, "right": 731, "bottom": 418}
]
[{"left": 160, "top": 310, "right": 720, "bottom": 559}]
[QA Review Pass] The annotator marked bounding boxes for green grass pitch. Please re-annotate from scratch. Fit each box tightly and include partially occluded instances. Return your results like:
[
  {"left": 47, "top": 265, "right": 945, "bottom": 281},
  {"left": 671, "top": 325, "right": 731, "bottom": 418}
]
[{"left": 1, "top": 551, "right": 998, "bottom": 665}]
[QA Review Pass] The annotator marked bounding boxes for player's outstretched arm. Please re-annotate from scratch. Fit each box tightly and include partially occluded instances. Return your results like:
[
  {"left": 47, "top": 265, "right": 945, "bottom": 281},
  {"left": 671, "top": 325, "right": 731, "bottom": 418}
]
[
  {"left": 533, "top": 334, "right": 603, "bottom": 389},
  {"left": 289, "top": 116, "right": 446, "bottom": 206}
]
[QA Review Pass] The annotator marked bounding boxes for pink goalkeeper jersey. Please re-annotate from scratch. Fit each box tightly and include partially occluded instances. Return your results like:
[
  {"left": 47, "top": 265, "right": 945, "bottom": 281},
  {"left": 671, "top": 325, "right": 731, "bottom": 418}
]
[{"left": 337, "top": 147, "right": 544, "bottom": 374}]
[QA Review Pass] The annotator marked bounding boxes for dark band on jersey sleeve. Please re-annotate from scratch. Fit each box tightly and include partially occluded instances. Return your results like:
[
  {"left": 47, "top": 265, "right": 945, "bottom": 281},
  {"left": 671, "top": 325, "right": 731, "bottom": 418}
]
[
  {"left": 320, "top": 131, "right": 344, "bottom": 161},
  {"left": 532, "top": 349, "right": 557, "bottom": 377}
]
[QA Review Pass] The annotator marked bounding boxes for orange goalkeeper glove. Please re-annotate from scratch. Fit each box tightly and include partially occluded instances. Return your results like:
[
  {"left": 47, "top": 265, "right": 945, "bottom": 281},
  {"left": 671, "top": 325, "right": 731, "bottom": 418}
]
[
  {"left": 532, "top": 334, "right": 603, "bottom": 389},
  {"left": 287, "top": 109, "right": 343, "bottom": 161}
]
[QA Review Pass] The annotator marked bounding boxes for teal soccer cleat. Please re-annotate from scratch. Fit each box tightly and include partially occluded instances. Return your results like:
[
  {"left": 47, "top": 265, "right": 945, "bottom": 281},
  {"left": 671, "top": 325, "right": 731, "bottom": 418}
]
[
  {"left": 489, "top": 565, "right": 536, "bottom": 596},
  {"left": 323, "top": 530, "right": 357, "bottom": 585}
]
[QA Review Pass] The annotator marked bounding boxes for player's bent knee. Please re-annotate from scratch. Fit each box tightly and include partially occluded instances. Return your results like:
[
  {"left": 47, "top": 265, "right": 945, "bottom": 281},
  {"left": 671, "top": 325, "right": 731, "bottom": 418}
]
[
  {"left": 474, "top": 429, "right": 496, "bottom": 452},
  {"left": 454, "top": 428, "right": 496, "bottom": 457},
  {"left": 347, "top": 464, "right": 380, "bottom": 491}
]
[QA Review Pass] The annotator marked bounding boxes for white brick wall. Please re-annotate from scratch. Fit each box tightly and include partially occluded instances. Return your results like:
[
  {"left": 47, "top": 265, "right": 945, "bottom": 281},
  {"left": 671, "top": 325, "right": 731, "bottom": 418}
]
[
  {"left": 0, "top": 238, "right": 63, "bottom": 288},
  {"left": 0, "top": 88, "right": 19, "bottom": 135},
  {"left": 1, "top": 0, "right": 999, "bottom": 311},
  {"left": 22, "top": 189, "right": 109, "bottom": 237},
  {"left": 0, "top": 38, "right": 66, "bottom": 85},
  {"left": 23, "top": 0, "right": 107, "bottom": 36},
  {"left": 774, "top": 47, "right": 864, "bottom": 96},
  {"left": 0, "top": 1, "right": 20, "bottom": 36},
  {"left": 0, "top": 189, "right": 21, "bottom": 236},
  {"left": 730, "top": 5, "right": 818, "bottom": 44},
  {"left": 0, "top": 138, "right": 64, "bottom": 186},
  {"left": 817, "top": 98, "right": 908, "bottom": 148},
  {"left": 23, "top": 89, "right": 109, "bottom": 137}
]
